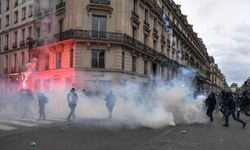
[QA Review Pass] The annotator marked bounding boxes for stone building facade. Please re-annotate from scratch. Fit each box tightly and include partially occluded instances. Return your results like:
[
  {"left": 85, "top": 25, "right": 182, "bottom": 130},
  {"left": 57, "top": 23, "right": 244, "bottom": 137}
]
[
  {"left": 0, "top": 0, "right": 34, "bottom": 85},
  {"left": 0, "top": 0, "right": 224, "bottom": 93},
  {"left": 210, "top": 56, "right": 228, "bottom": 92}
]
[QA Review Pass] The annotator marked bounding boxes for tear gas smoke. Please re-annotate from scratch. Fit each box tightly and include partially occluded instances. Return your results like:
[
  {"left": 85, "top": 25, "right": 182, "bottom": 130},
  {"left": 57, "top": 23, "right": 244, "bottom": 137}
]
[
  {"left": 22, "top": 58, "right": 38, "bottom": 88},
  {"left": 0, "top": 68, "right": 208, "bottom": 129}
]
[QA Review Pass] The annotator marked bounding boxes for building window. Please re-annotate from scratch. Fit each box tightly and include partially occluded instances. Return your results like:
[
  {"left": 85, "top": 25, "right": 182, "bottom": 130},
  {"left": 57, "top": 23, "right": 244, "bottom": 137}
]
[
  {"left": 21, "top": 28, "right": 25, "bottom": 41},
  {"left": 144, "top": 33, "right": 148, "bottom": 45},
  {"left": 5, "top": 34, "right": 9, "bottom": 50},
  {"left": 45, "top": 55, "right": 49, "bottom": 70},
  {"left": 5, "top": 55, "right": 8, "bottom": 69},
  {"left": 122, "top": 51, "right": 125, "bottom": 70},
  {"left": 92, "top": 15, "right": 107, "bottom": 37},
  {"left": 152, "top": 63, "right": 157, "bottom": 77},
  {"left": 91, "top": 49, "right": 105, "bottom": 68},
  {"left": 144, "top": 60, "right": 148, "bottom": 75},
  {"left": 14, "top": 0, "right": 18, "bottom": 7},
  {"left": 28, "top": 5, "right": 33, "bottom": 17},
  {"left": 6, "top": 0, "right": 9, "bottom": 11},
  {"left": 133, "top": 0, "right": 138, "bottom": 12},
  {"left": 70, "top": 48, "right": 73, "bottom": 68},
  {"left": 13, "top": 31, "right": 18, "bottom": 48},
  {"left": 47, "top": 23, "right": 51, "bottom": 33},
  {"left": 154, "top": 17, "right": 157, "bottom": 29},
  {"left": 132, "top": 26, "right": 137, "bottom": 39},
  {"left": 132, "top": 56, "right": 137, "bottom": 72},
  {"left": 58, "top": 19, "right": 64, "bottom": 33},
  {"left": 21, "top": 52, "right": 25, "bottom": 65},
  {"left": 144, "top": 9, "right": 148, "bottom": 22},
  {"left": 153, "top": 39, "right": 157, "bottom": 50},
  {"left": 28, "top": 26, "right": 32, "bottom": 37},
  {"left": 5, "top": 15, "right": 9, "bottom": 26},
  {"left": 36, "top": 27, "right": 40, "bottom": 38},
  {"left": 22, "top": 7, "right": 26, "bottom": 20},
  {"left": 161, "top": 44, "right": 164, "bottom": 53},
  {"left": 0, "top": 37, "right": 1, "bottom": 51},
  {"left": 0, "top": 2, "right": 2, "bottom": 14},
  {"left": 56, "top": 52, "right": 62, "bottom": 69},
  {"left": 14, "top": 11, "right": 18, "bottom": 23},
  {"left": 14, "top": 53, "right": 17, "bottom": 71}
]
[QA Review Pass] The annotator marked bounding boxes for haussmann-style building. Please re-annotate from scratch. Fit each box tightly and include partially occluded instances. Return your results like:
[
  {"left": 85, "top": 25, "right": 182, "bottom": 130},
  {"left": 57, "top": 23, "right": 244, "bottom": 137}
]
[{"left": 0, "top": 0, "right": 227, "bottom": 94}]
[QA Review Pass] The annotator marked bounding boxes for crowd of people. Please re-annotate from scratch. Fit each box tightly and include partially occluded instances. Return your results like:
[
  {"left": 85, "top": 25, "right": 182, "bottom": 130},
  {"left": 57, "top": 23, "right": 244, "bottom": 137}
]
[
  {"left": 205, "top": 91, "right": 250, "bottom": 128},
  {"left": 1, "top": 85, "right": 250, "bottom": 127}
]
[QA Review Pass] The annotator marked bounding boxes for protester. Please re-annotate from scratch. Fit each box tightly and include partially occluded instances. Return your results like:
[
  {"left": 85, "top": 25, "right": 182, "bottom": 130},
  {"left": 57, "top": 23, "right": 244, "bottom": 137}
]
[
  {"left": 223, "top": 92, "right": 247, "bottom": 128},
  {"left": 205, "top": 92, "right": 216, "bottom": 122},
  {"left": 37, "top": 92, "right": 48, "bottom": 120},
  {"left": 67, "top": 88, "right": 78, "bottom": 121},
  {"left": 21, "top": 89, "right": 34, "bottom": 118},
  {"left": 104, "top": 90, "right": 117, "bottom": 119},
  {"left": 237, "top": 91, "right": 250, "bottom": 118}
]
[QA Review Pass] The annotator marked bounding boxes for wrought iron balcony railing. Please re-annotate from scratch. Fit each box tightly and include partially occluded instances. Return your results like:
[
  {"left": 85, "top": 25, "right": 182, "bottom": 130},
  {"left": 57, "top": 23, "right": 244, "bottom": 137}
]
[
  {"left": 35, "top": 11, "right": 42, "bottom": 17},
  {"left": 20, "top": 40, "right": 26, "bottom": 47},
  {"left": 4, "top": 45, "right": 9, "bottom": 51},
  {"left": 12, "top": 42, "right": 18, "bottom": 48},
  {"left": 32, "top": 29, "right": 185, "bottom": 69},
  {"left": 90, "top": 0, "right": 111, "bottom": 5},
  {"left": 44, "top": 7, "right": 53, "bottom": 14},
  {"left": 14, "top": 1, "right": 18, "bottom": 7},
  {"left": 56, "top": 2, "right": 66, "bottom": 10}
]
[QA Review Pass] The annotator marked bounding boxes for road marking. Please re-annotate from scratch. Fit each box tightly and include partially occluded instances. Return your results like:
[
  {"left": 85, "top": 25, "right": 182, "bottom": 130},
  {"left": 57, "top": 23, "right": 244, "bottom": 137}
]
[
  {"left": 0, "top": 124, "right": 17, "bottom": 131},
  {"left": 0, "top": 119, "right": 38, "bottom": 127},
  {"left": 46, "top": 117, "right": 66, "bottom": 122},
  {"left": 14, "top": 118, "right": 54, "bottom": 124}
]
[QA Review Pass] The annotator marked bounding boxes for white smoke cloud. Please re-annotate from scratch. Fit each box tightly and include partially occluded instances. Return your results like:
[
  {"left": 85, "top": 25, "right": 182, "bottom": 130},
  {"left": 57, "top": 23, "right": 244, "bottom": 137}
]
[{"left": 0, "top": 68, "right": 208, "bottom": 129}]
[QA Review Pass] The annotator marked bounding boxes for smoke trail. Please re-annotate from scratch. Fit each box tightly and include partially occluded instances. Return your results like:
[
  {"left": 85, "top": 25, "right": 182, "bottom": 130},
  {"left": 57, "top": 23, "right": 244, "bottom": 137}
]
[{"left": 22, "top": 58, "right": 38, "bottom": 88}]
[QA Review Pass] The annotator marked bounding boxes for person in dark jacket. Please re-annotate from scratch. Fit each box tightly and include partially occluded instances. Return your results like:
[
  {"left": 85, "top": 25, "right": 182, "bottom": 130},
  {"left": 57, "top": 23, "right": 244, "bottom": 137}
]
[
  {"left": 37, "top": 92, "right": 48, "bottom": 120},
  {"left": 67, "top": 88, "right": 78, "bottom": 121},
  {"left": 104, "top": 90, "right": 117, "bottom": 119},
  {"left": 219, "top": 90, "right": 227, "bottom": 117},
  {"left": 205, "top": 92, "right": 216, "bottom": 122},
  {"left": 223, "top": 92, "right": 247, "bottom": 128},
  {"left": 237, "top": 91, "right": 250, "bottom": 118},
  {"left": 21, "top": 89, "right": 34, "bottom": 118}
]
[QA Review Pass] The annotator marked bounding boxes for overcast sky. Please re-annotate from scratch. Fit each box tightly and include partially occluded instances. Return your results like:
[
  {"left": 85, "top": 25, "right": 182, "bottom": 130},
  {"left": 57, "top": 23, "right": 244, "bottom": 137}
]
[{"left": 174, "top": 0, "right": 250, "bottom": 86}]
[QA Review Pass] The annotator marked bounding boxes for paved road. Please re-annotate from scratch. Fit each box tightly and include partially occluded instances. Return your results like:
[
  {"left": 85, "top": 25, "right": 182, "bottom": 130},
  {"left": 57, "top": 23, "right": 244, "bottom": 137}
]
[{"left": 1, "top": 114, "right": 250, "bottom": 150}]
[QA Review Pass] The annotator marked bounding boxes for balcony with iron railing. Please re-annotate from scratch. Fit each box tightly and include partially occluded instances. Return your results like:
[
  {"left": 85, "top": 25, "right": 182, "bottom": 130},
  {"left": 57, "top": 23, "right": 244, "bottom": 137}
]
[
  {"left": 14, "top": 19, "right": 18, "bottom": 24},
  {"left": 28, "top": 13, "right": 33, "bottom": 18},
  {"left": 35, "top": 11, "right": 42, "bottom": 17},
  {"left": 44, "top": 7, "right": 53, "bottom": 14},
  {"left": 20, "top": 40, "right": 26, "bottom": 47},
  {"left": 32, "top": 29, "right": 182, "bottom": 69},
  {"left": 4, "top": 45, "right": 9, "bottom": 51},
  {"left": 12, "top": 42, "right": 17, "bottom": 49},
  {"left": 56, "top": 2, "right": 66, "bottom": 11},
  {"left": 89, "top": 0, "right": 111, "bottom": 5},
  {"left": 22, "top": 16, "right": 26, "bottom": 21},
  {"left": 14, "top": 1, "right": 18, "bottom": 7}
]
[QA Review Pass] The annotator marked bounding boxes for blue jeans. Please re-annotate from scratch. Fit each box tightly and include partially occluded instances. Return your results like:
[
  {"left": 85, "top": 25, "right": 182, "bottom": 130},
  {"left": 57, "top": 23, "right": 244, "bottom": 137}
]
[{"left": 67, "top": 104, "right": 76, "bottom": 120}]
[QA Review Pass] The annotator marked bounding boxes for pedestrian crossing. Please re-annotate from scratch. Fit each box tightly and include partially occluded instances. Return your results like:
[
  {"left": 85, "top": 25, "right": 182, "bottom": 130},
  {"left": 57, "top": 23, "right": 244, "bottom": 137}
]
[{"left": 0, "top": 116, "right": 66, "bottom": 132}]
